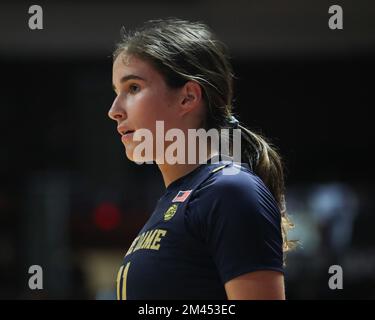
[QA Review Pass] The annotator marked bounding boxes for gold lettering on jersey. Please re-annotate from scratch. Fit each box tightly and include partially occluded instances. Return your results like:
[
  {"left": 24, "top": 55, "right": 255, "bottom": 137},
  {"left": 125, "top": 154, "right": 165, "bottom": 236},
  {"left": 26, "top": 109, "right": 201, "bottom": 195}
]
[
  {"left": 121, "top": 262, "right": 130, "bottom": 300},
  {"left": 116, "top": 265, "right": 125, "bottom": 300},
  {"left": 125, "top": 229, "right": 167, "bottom": 257},
  {"left": 142, "top": 229, "right": 158, "bottom": 249},
  {"left": 137, "top": 230, "right": 151, "bottom": 249},
  {"left": 125, "top": 235, "right": 140, "bottom": 256},
  {"left": 133, "top": 231, "right": 148, "bottom": 252},
  {"left": 150, "top": 229, "right": 167, "bottom": 250},
  {"left": 116, "top": 262, "right": 131, "bottom": 300}
]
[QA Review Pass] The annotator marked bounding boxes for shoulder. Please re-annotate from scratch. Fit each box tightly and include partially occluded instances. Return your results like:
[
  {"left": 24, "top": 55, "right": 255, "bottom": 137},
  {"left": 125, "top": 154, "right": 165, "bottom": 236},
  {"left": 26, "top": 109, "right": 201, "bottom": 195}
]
[
  {"left": 190, "top": 162, "right": 279, "bottom": 216},
  {"left": 184, "top": 162, "right": 284, "bottom": 274}
]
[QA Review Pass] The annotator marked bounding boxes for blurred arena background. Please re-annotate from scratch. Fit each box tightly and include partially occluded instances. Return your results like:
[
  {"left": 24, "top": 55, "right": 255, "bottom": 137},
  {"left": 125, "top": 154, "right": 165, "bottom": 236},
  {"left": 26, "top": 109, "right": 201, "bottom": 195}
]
[{"left": 0, "top": 0, "right": 374, "bottom": 299}]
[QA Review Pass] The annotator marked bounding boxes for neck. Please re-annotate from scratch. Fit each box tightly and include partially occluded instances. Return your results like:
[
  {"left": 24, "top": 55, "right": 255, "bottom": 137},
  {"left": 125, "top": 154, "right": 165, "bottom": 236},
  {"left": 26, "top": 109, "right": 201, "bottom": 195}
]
[{"left": 157, "top": 148, "right": 219, "bottom": 188}]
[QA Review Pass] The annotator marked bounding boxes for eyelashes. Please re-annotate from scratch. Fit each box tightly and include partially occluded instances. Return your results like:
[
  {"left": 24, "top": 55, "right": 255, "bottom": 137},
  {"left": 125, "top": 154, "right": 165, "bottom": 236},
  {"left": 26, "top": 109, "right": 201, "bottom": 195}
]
[
  {"left": 128, "top": 84, "right": 140, "bottom": 94},
  {"left": 113, "top": 83, "right": 141, "bottom": 96}
]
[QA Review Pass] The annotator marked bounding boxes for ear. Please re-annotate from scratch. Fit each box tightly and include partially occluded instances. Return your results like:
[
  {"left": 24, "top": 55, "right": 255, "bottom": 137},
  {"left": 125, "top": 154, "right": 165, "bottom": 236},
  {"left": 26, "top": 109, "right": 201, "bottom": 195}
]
[{"left": 179, "top": 81, "right": 203, "bottom": 116}]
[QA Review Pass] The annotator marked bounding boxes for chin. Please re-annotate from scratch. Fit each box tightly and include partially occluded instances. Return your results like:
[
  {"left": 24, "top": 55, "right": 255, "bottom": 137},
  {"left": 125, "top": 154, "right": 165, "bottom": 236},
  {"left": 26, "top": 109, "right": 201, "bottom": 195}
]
[
  {"left": 125, "top": 149, "right": 133, "bottom": 161},
  {"left": 125, "top": 146, "right": 154, "bottom": 164}
]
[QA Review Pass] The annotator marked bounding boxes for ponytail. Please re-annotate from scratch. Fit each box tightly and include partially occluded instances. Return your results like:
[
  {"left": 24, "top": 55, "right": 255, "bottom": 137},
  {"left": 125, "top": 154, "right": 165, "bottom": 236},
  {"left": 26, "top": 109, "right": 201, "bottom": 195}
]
[{"left": 235, "top": 123, "right": 296, "bottom": 256}]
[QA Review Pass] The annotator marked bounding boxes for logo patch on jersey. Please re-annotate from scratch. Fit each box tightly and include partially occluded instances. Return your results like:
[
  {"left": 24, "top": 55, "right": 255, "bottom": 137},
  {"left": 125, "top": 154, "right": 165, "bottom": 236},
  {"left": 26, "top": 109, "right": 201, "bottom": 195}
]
[
  {"left": 172, "top": 190, "right": 192, "bottom": 203},
  {"left": 164, "top": 204, "right": 178, "bottom": 221}
]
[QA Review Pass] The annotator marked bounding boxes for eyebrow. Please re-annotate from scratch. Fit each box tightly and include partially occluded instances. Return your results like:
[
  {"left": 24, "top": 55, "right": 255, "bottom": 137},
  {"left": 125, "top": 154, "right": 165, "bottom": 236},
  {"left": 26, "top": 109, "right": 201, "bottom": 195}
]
[{"left": 112, "top": 74, "right": 146, "bottom": 92}]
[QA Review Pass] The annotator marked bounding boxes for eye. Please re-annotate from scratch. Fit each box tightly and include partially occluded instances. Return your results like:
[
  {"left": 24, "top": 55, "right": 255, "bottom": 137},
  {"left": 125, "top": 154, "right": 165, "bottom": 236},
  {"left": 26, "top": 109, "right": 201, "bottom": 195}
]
[{"left": 128, "top": 83, "right": 140, "bottom": 94}]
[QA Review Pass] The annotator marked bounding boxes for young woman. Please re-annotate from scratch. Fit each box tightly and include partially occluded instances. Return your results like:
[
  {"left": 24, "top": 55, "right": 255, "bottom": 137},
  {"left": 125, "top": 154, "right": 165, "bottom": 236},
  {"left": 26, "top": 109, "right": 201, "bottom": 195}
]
[{"left": 109, "top": 18, "right": 294, "bottom": 300}]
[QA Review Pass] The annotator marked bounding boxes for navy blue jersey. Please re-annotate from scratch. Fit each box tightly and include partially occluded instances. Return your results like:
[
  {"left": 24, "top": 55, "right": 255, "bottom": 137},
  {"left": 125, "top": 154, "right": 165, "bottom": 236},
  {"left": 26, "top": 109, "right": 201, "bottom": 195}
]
[{"left": 116, "top": 159, "right": 284, "bottom": 300}]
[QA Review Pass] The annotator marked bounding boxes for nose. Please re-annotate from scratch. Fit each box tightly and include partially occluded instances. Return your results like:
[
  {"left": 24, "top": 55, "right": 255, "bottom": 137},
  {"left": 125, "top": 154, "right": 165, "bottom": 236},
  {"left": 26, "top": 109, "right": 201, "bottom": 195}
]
[{"left": 108, "top": 95, "right": 126, "bottom": 121}]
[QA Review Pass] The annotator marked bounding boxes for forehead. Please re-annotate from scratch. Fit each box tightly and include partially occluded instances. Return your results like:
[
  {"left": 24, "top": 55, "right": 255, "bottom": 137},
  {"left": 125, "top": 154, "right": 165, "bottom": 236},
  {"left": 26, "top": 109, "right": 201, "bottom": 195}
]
[{"left": 112, "top": 54, "right": 159, "bottom": 84}]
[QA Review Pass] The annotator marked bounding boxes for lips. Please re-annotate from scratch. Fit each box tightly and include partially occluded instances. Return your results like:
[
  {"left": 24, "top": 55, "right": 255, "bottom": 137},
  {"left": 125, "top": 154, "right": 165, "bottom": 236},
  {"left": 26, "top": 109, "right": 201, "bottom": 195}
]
[
  {"left": 117, "top": 125, "right": 134, "bottom": 135},
  {"left": 121, "top": 130, "right": 135, "bottom": 143}
]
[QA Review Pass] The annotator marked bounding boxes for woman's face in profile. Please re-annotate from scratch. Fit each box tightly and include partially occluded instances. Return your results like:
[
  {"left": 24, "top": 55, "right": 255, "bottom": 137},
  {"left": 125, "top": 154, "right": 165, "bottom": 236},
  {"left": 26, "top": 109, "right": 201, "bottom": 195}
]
[{"left": 109, "top": 54, "right": 182, "bottom": 162}]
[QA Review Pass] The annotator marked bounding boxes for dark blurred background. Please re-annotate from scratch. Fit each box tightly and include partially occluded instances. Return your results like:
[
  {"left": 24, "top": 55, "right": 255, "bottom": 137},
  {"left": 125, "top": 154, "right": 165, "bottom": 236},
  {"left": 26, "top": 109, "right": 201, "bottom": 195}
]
[{"left": 0, "top": 0, "right": 374, "bottom": 299}]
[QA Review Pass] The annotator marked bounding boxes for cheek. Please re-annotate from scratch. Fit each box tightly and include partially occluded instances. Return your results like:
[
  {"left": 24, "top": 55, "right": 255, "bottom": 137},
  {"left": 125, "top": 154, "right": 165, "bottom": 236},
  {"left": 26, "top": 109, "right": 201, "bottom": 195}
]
[
  {"left": 134, "top": 103, "right": 159, "bottom": 133},
  {"left": 127, "top": 93, "right": 153, "bottom": 126},
  {"left": 134, "top": 91, "right": 176, "bottom": 131}
]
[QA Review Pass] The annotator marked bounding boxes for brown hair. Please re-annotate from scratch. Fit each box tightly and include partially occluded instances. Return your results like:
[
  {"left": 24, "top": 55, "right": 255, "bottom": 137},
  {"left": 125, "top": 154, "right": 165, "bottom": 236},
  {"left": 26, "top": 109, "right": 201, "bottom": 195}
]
[{"left": 114, "top": 18, "right": 295, "bottom": 256}]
